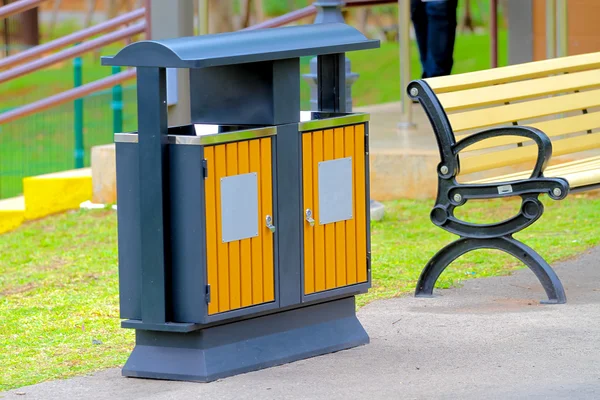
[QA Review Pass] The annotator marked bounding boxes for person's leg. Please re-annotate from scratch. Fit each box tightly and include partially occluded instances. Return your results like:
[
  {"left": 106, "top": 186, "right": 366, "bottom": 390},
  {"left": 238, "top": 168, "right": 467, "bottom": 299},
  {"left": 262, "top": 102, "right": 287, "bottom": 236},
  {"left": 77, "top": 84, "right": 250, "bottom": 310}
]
[
  {"left": 410, "top": 0, "right": 429, "bottom": 79},
  {"left": 423, "top": 0, "right": 458, "bottom": 78}
]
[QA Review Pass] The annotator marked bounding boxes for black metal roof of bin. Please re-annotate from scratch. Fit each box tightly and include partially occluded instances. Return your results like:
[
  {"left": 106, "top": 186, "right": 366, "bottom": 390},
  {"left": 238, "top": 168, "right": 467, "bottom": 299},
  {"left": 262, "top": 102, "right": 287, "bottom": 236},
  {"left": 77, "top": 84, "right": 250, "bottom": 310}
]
[{"left": 101, "top": 23, "right": 379, "bottom": 68}]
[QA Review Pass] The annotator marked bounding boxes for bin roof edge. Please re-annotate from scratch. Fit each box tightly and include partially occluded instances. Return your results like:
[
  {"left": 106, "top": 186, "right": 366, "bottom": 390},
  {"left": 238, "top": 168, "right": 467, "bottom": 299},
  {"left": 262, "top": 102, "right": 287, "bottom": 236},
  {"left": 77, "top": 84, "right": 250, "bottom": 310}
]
[{"left": 101, "top": 23, "right": 380, "bottom": 68}]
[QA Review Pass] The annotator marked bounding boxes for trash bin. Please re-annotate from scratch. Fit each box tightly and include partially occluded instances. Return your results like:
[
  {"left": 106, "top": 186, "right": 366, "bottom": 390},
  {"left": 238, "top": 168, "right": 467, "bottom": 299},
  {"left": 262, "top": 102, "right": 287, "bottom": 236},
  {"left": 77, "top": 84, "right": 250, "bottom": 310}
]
[{"left": 102, "top": 22, "right": 379, "bottom": 383}]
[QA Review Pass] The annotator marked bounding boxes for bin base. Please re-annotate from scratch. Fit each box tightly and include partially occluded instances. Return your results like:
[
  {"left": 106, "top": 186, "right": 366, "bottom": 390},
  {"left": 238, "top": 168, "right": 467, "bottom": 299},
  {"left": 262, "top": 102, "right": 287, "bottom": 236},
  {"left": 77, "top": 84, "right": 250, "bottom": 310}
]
[{"left": 121, "top": 296, "right": 368, "bottom": 382}]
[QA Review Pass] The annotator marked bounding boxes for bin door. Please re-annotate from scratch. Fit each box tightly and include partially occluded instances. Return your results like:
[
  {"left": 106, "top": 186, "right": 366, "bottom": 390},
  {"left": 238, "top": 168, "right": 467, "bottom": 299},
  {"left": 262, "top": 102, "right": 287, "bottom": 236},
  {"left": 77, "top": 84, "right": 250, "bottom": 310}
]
[
  {"left": 203, "top": 138, "right": 275, "bottom": 315},
  {"left": 302, "top": 124, "right": 368, "bottom": 296}
]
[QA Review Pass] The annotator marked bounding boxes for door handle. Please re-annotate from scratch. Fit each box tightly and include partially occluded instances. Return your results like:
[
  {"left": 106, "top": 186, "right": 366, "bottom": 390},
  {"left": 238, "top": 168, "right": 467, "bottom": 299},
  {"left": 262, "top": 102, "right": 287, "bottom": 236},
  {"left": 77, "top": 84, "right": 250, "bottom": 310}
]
[
  {"left": 305, "top": 209, "right": 315, "bottom": 227},
  {"left": 265, "top": 215, "right": 276, "bottom": 233}
]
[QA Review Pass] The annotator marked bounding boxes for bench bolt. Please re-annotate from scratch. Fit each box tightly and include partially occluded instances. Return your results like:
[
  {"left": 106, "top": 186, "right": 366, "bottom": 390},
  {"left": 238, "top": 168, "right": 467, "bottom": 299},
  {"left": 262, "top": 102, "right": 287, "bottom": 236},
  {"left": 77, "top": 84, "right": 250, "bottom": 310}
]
[
  {"left": 553, "top": 188, "right": 562, "bottom": 197},
  {"left": 453, "top": 193, "right": 462, "bottom": 202},
  {"left": 410, "top": 87, "right": 419, "bottom": 97},
  {"left": 440, "top": 165, "right": 449, "bottom": 175}
]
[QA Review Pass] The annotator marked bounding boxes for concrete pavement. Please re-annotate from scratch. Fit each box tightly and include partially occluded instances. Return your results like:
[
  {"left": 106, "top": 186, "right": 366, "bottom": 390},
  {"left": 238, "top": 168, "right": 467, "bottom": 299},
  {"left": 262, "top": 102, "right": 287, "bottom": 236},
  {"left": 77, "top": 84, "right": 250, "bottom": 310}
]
[{"left": 3, "top": 247, "right": 600, "bottom": 399}]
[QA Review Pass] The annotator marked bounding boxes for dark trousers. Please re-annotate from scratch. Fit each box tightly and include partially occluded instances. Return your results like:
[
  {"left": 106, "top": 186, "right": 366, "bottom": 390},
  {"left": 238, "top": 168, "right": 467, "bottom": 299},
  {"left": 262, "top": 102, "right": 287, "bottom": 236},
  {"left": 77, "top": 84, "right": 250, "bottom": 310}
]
[{"left": 410, "top": 0, "right": 458, "bottom": 79}]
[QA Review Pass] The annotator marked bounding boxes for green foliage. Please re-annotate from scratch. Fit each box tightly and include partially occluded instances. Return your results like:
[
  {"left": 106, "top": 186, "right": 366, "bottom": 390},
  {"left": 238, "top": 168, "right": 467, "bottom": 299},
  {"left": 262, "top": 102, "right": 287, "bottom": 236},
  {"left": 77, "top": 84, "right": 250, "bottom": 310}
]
[{"left": 2, "top": 194, "right": 600, "bottom": 390}]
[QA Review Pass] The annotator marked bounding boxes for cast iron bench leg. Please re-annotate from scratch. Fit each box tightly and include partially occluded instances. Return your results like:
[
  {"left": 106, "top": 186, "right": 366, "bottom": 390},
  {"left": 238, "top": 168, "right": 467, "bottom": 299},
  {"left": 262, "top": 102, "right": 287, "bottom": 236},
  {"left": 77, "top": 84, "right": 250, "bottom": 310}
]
[{"left": 415, "top": 235, "right": 567, "bottom": 304}]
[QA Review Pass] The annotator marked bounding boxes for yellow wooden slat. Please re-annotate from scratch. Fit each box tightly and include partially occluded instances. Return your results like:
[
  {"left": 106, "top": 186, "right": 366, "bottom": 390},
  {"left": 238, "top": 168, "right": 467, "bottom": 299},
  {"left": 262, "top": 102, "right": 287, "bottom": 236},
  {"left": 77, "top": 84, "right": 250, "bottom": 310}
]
[
  {"left": 344, "top": 126, "right": 357, "bottom": 286},
  {"left": 260, "top": 138, "right": 274, "bottom": 302},
  {"left": 249, "top": 139, "right": 263, "bottom": 304},
  {"left": 355, "top": 124, "right": 367, "bottom": 283},
  {"left": 302, "top": 134, "right": 315, "bottom": 295},
  {"left": 438, "top": 69, "right": 600, "bottom": 112},
  {"left": 468, "top": 157, "right": 600, "bottom": 188},
  {"left": 468, "top": 156, "right": 600, "bottom": 184},
  {"left": 334, "top": 127, "right": 347, "bottom": 287},
  {"left": 562, "top": 169, "right": 600, "bottom": 188},
  {"left": 460, "top": 132, "right": 600, "bottom": 175},
  {"left": 456, "top": 112, "right": 600, "bottom": 152},
  {"left": 449, "top": 89, "right": 600, "bottom": 132},
  {"left": 426, "top": 51, "right": 600, "bottom": 93},
  {"left": 204, "top": 146, "right": 219, "bottom": 315},
  {"left": 226, "top": 143, "right": 241, "bottom": 310},
  {"left": 238, "top": 140, "right": 253, "bottom": 308},
  {"left": 312, "top": 131, "right": 326, "bottom": 292},
  {"left": 323, "top": 129, "right": 336, "bottom": 290},
  {"left": 214, "top": 144, "right": 230, "bottom": 312}
]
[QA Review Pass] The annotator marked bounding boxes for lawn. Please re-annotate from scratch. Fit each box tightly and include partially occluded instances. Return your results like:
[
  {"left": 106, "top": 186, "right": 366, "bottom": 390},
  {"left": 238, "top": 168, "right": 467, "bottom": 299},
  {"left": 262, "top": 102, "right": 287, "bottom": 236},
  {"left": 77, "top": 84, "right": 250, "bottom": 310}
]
[
  {"left": 0, "top": 29, "right": 507, "bottom": 199},
  {"left": 2, "top": 193, "right": 600, "bottom": 391}
]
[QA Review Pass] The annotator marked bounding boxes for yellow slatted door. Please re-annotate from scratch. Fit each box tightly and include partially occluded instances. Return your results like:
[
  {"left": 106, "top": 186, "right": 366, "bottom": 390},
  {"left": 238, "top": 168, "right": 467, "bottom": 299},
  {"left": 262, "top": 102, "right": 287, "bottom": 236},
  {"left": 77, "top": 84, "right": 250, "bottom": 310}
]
[
  {"left": 303, "top": 124, "right": 368, "bottom": 296},
  {"left": 204, "top": 138, "right": 275, "bottom": 315}
]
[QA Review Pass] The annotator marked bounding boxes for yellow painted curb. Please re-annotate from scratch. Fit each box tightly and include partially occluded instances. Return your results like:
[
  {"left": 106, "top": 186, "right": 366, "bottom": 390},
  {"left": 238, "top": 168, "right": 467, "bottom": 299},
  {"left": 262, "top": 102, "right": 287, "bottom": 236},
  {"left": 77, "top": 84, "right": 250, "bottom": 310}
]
[
  {"left": 0, "top": 196, "right": 25, "bottom": 234},
  {"left": 23, "top": 168, "right": 92, "bottom": 221}
]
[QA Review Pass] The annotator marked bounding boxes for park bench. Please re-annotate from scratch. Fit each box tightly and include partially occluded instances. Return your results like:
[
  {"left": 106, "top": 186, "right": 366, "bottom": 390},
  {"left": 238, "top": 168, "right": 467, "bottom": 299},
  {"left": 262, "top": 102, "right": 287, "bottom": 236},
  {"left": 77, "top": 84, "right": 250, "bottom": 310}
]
[{"left": 407, "top": 51, "right": 600, "bottom": 304}]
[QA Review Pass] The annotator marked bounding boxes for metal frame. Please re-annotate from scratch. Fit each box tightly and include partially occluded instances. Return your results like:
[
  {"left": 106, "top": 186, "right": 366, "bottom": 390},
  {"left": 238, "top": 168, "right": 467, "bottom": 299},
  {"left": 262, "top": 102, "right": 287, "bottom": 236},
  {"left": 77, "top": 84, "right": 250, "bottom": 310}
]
[
  {"left": 407, "top": 80, "right": 570, "bottom": 304},
  {"left": 106, "top": 19, "right": 380, "bottom": 382},
  {"left": 115, "top": 126, "right": 277, "bottom": 146},
  {"left": 299, "top": 121, "right": 372, "bottom": 303},
  {"left": 298, "top": 111, "right": 370, "bottom": 132},
  {"left": 200, "top": 136, "right": 282, "bottom": 324}
]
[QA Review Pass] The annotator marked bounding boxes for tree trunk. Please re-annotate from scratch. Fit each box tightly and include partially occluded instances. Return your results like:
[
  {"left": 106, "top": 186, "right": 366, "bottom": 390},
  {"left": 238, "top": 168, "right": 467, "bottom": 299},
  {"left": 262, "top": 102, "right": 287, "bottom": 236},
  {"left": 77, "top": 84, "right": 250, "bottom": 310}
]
[
  {"left": 19, "top": 7, "right": 39, "bottom": 47},
  {"left": 241, "top": 0, "right": 252, "bottom": 29},
  {"left": 208, "top": 0, "right": 234, "bottom": 33},
  {"left": 253, "top": 0, "right": 264, "bottom": 23}
]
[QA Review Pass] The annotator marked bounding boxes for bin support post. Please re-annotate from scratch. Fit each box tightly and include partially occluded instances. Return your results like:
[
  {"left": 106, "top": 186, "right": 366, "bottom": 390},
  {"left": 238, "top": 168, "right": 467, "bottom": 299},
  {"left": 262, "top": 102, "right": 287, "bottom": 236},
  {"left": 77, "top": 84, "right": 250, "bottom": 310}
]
[
  {"left": 303, "top": 1, "right": 358, "bottom": 112},
  {"left": 317, "top": 53, "right": 347, "bottom": 113},
  {"left": 136, "top": 67, "right": 169, "bottom": 324}
]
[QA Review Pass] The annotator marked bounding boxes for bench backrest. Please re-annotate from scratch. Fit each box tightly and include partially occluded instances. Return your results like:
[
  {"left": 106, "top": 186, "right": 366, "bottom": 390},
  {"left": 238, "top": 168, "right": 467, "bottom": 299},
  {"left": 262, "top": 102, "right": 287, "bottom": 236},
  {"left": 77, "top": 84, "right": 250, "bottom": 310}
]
[{"left": 414, "top": 52, "right": 600, "bottom": 177}]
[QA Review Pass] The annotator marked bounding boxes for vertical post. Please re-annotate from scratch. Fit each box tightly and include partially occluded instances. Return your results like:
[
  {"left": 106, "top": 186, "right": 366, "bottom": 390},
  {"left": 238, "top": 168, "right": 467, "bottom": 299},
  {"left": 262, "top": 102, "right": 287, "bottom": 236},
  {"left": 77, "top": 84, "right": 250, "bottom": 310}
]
[
  {"left": 112, "top": 66, "right": 123, "bottom": 134},
  {"left": 545, "top": 0, "right": 556, "bottom": 59},
  {"left": 2, "top": 0, "right": 9, "bottom": 57},
  {"left": 317, "top": 53, "right": 347, "bottom": 113},
  {"left": 303, "top": 1, "right": 358, "bottom": 112},
  {"left": 73, "top": 55, "right": 84, "bottom": 169},
  {"left": 149, "top": 0, "right": 194, "bottom": 125},
  {"left": 198, "top": 0, "right": 208, "bottom": 35},
  {"left": 490, "top": 0, "right": 498, "bottom": 68},
  {"left": 144, "top": 0, "right": 151, "bottom": 38},
  {"left": 397, "top": 0, "right": 414, "bottom": 129},
  {"left": 20, "top": 6, "right": 40, "bottom": 48},
  {"left": 556, "top": 0, "right": 568, "bottom": 58},
  {"left": 136, "top": 67, "right": 169, "bottom": 324}
]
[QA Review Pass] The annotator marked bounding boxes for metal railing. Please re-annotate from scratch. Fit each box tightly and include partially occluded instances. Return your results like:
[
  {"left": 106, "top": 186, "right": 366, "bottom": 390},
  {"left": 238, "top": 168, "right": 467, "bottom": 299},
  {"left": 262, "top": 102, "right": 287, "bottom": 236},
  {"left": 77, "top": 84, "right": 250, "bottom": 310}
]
[
  {"left": 0, "top": 0, "right": 47, "bottom": 19},
  {"left": 0, "top": 1, "right": 144, "bottom": 198},
  {"left": 0, "top": 7, "right": 144, "bottom": 70}
]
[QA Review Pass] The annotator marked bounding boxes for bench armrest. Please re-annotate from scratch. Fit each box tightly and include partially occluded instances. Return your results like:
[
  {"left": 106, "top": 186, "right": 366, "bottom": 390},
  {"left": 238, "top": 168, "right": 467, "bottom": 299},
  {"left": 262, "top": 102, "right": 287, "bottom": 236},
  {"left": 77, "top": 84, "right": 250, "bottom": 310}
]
[{"left": 452, "top": 126, "right": 552, "bottom": 178}]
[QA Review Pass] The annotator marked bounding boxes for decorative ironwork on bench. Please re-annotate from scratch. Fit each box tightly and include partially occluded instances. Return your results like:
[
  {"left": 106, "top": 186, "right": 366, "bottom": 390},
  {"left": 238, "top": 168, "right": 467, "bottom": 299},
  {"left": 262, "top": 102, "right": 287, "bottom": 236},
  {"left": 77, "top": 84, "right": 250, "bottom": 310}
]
[{"left": 406, "top": 79, "right": 570, "bottom": 304}]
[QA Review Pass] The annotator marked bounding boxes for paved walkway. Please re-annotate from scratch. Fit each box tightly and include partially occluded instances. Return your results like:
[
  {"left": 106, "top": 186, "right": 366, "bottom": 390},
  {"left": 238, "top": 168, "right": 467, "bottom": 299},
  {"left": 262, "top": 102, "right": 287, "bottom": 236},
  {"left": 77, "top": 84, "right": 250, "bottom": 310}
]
[{"left": 3, "top": 247, "right": 600, "bottom": 400}]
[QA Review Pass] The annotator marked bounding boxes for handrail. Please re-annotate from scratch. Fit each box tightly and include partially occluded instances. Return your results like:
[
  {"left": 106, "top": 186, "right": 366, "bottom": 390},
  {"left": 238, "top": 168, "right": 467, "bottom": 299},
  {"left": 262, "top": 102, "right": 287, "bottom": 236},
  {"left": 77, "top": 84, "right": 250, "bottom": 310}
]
[
  {"left": 0, "top": 69, "right": 136, "bottom": 125},
  {"left": 242, "top": 0, "right": 397, "bottom": 31},
  {"left": 0, "top": 8, "right": 145, "bottom": 70},
  {"left": 0, "top": 0, "right": 47, "bottom": 20},
  {"left": 242, "top": 5, "right": 316, "bottom": 30},
  {"left": 0, "top": 22, "right": 145, "bottom": 85},
  {"left": 346, "top": 0, "right": 396, "bottom": 6}
]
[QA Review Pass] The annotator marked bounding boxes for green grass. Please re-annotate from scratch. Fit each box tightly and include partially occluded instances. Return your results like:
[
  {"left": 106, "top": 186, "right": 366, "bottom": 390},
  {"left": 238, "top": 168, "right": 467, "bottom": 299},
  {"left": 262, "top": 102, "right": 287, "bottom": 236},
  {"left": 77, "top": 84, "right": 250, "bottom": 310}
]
[
  {"left": 2, "top": 193, "right": 600, "bottom": 390},
  {"left": 0, "top": 29, "right": 507, "bottom": 199}
]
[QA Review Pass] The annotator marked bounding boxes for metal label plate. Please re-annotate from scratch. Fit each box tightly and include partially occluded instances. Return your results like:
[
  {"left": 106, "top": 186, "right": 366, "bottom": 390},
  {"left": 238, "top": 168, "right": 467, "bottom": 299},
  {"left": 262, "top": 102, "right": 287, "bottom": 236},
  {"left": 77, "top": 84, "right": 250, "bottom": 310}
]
[
  {"left": 318, "top": 157, "right": 353, "bottom": 225},
  {"left": 497, "top": 184, "right": 513, "bottom": 194},
  {"left": 220, "top": 172, "right": 259, "bottom": 243}
]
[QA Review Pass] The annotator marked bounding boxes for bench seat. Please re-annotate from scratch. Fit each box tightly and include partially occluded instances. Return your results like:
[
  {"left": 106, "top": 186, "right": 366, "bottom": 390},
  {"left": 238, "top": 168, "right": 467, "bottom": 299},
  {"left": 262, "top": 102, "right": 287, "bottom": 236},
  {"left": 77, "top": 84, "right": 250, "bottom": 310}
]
[{"left": 468, "top": 155, "right": 600, "bottom": 190}]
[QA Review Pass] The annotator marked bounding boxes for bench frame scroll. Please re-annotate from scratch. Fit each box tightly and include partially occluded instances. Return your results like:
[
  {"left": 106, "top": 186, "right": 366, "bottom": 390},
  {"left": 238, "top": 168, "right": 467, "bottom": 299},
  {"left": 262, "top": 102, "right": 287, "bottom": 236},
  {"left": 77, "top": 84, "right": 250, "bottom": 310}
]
[{"left": 407, "top": 80, "right": 570, "bottom": 304}]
